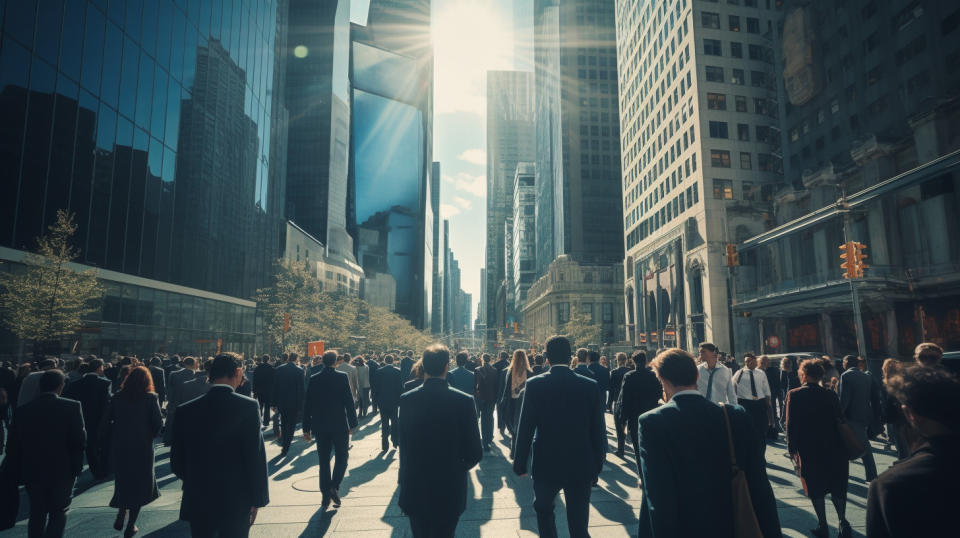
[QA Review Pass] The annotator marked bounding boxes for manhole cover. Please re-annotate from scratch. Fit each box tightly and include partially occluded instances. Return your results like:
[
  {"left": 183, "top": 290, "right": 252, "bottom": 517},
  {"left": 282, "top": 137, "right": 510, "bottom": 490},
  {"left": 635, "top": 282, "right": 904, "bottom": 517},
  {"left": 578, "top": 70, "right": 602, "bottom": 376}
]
[{"left": 292, "top": 475, "right": 323, "bottom": 492}]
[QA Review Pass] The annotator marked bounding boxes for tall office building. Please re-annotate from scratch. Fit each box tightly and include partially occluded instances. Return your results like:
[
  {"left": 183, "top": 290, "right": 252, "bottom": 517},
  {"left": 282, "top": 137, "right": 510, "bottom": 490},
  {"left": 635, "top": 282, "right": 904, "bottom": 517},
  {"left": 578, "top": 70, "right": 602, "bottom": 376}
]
[
  {"left": 485, "top": 70, "right": 534, "bottom": 334},
  {"left": 349, "top": 0, "right": 433, "bottom": 328},
  {"left": 514, "top": 0, "right": 535, "bottom": 71},
  {"left": 732, "top": 1, "right": 960, "bottom": 358},
  {"left": 430, "top": 161, "right": 443, "bottom": 334},
  {"left": 615, "top": 0, "right": 783, "bottom": 352},
  {"left": 0, "top": 0, "right": 289, "bottom": 357},
  {"left": 524, "top": 0, "right": 625, "bottom": 345},
  {"left": 512, "top": 162, "right": 537, "bottom": 313}
]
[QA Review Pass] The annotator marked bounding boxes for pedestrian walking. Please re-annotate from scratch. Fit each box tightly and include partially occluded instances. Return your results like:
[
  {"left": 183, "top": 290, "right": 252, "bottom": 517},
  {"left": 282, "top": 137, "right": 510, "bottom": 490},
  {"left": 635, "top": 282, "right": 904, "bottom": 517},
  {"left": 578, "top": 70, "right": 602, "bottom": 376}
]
[
  {"left": 474, "top": 354, "right": 499, "bottom": 452},
  {"left": 354, "top": 357, "right": 371, "bottom": 418},
  {"left": 785, "top": 359, "right": 851, "bottom": 538},
  {"left": 696, "top": 342, "right": 738, "bottom": 404},
  {"left": 732, "top": 352, "right": 773, "bottom": 453},
  {"left": 303, "top": 351, "right": 358, "bottom": 509},
  {"left": 608, "top": 353, "right": 630, "bottom": 415},
  {"left": 272, "top": 353, "right": 306, "bottom": 457},
  {"left": 375, "top": 355, "right": 403, "bottom": 451},
  {"left": 62, "top": 359, "right": 112, "bottom": 480},
  {"left": 252, "top": 355, "right": 276, "bottom": 425},
  {"left": 838, "top": 355, "right": 881, "bottom": 481},
  {"left": 615, "top": 351, "right": 661, "bottom": 465},
  {"left": 499, "top": 349, "right": 532, "bottom": 458},
  {"left": 101, "top": 366, "right": 163, "bottom": 537}
]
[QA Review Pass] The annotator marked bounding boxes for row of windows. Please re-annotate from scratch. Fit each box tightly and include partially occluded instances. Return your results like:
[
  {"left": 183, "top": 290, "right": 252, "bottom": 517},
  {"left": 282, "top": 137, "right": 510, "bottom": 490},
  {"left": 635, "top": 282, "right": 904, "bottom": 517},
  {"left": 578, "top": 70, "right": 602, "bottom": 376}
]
[
  {"left": 701, "top": 12, "right": 762, "bottom": 34},
  {"left": 703, "top": 38, "right": 771, "bottom": 62},
  {"left": 704, "top": 65, "right": 769, "bottom": 88},
  {"left": 626, "top": 181, "right": 700, "bottom": 251},
  {"left": 710, "top": 149, "right": 777, "bottom": 171}
]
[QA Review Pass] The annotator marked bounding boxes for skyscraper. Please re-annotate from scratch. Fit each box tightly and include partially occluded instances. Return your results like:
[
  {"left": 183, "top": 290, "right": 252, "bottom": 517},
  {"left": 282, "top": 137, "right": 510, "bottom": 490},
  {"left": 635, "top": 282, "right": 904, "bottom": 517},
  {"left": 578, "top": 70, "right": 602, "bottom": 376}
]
[
  {"left": 485, "top": 70, "right": 534, "bottom": 333},
  {"left": 615, "top": 0, "right": 783, "bottom": 352},
  {"left": 512, "top": 162, "right": 537, "bottom": 312},
  {"left": 0, "top": 0, "right": 289, "bottom": 357},
  {"left": 430, "top": 161, "right": 443, "bottom": 334}
]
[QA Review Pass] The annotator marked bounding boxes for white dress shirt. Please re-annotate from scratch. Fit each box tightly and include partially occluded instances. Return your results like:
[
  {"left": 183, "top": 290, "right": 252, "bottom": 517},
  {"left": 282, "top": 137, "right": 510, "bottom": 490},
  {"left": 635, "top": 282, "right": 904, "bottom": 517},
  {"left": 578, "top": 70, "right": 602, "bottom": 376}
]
[
  {"left": 732, "top": 367, "right": 771, "bottom": 400},
  {"left": 696, "top": 362, "right": 738, "bottom": 404}
]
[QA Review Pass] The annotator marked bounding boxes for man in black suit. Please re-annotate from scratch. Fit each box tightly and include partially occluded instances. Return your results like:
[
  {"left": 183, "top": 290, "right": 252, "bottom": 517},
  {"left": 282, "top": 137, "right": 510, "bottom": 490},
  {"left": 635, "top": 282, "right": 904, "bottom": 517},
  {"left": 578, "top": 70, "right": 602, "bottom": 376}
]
[
  {"left": 376, "top": 354, "right": 403, "bottom": 451},
  {"left": 866, "top": 365, "right": 959, "bottom": 538},
  {"left": 608, "top": 353, "right": 630, "bottom": 414},
  {"left": 252, "top": 355, "right": 275, "bottom": 424},
  {"left": 616, "top": 351, "right": 662, "bottom": 463},
  {"left": 400, "top": 351, "right": 415, "bottom": 382},
  {"left": 272, "top": 352, "right": 306, "bottom": 456},
  {"left": 148, "top": 357, "right": 167, "bottom": 406},
  {"left": 492, "top": 351, "right": 509, "bottom": 437},
  {"left": 513, "top": 336, "right": 605, "bottom": 538},
  {"left": 475, "top": 353, "right": 500, "bottom": 451},
  {"left": 303, "top": 350, "right": 358, "bottom": 509},
  {"left": 573, "top": 348, "right": 595, "bottom": 380},
  {"left": 367, "top": 356, "right": 380, "bottom": 416},
  {"left": 8, "top": 370, "right": 86, "bottom": 538},
  {"left": 636, "top": 349, "right": 780, "bottom": 538},
  {"left": 164, "top": 356, "right": 198, "bottom": 445},
  {"left": 62, "top": 359, "right": 112, "bottom": 479},
  {"left": 838, "top": 355, "right": 881, "bottom": 481},
  {"left": 172, "top": 354, "right": 269, "bottom": 537},
  {"left": 398, "top": 344, "right": 482, "bottom": 536},
  {"left": 587, "top": 350, "right": 610, "bottom": 408}
]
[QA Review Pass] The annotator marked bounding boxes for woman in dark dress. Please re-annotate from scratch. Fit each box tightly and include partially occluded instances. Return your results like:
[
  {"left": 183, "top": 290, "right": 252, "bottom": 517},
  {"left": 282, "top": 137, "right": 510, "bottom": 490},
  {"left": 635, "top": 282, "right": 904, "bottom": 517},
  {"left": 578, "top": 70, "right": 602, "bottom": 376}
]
[
  {"left": 785, "top": 359, "right": 851, "bottom": 538},
  {"left": 100, "top": 366, "right": 162, "bottom": 537}
]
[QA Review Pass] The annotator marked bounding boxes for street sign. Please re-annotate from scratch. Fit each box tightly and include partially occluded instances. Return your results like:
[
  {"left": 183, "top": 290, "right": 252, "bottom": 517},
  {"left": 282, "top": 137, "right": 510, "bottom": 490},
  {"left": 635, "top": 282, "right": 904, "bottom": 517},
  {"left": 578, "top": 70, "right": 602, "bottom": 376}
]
[
  {"left": 766, "top": 335, "right": 780, "bottom": 349},
  {"left": 308, "top": 340, "right": 325, "bottom": 357}
]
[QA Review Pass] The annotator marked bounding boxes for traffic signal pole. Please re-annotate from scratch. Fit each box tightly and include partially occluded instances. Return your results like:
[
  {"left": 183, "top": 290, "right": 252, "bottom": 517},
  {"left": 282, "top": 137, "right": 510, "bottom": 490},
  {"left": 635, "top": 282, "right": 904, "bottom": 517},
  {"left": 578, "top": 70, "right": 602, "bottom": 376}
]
[{"left": 839, "top": 200, "right": 868, "bottom": 359}]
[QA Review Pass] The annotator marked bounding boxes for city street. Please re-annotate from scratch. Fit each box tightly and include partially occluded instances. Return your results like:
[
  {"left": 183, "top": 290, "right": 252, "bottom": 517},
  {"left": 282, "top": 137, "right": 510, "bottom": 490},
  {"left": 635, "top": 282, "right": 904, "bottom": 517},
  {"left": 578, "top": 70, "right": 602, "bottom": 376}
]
[{"left": 6, "top": 411, "right": 893, "bottom": 537}]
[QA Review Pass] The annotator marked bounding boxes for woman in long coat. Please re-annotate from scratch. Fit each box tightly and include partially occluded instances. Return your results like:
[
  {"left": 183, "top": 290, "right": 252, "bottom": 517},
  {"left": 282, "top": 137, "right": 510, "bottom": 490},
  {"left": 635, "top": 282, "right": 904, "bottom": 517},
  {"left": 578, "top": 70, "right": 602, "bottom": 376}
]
[
  {"left": 101, "top": 366, "right": 162, "bottom": 537},
  {"left": 499, "top": 350, "right": 532, "bottom": 458},
  {"left": 785, "top": 359, "right": 851, "bottom": 538}
]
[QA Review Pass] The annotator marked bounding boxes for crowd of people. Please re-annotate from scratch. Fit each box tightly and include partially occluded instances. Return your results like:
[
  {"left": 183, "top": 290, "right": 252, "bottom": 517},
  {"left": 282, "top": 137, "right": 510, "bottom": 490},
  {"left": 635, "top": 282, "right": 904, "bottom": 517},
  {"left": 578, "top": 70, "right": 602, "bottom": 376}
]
[{"left": 0, "top": 339, "right": 956, "bottom": 537}]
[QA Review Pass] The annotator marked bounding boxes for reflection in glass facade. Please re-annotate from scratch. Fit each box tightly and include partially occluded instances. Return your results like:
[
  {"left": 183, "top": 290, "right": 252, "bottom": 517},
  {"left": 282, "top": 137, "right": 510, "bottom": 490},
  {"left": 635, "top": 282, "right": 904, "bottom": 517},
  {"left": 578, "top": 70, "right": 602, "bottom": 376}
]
[
  {"left": 0, "top": 0, "right": 288, "bottom": 357},
  {"left": 350, "top": 38, "right": 429, "bottom": 328}
]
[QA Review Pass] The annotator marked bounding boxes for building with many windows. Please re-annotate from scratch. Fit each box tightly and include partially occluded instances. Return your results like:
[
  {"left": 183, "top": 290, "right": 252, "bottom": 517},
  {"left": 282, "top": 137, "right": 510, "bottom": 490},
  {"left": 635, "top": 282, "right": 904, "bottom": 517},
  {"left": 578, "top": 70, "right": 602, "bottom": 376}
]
[
  {"left": 731, "top": 0, "right": 960, "bottom": 359},
  {"left": 512, "top": 162, "right": 537, "bottom": 319},
  {"left": 615, "top": 0, "right": 783, "bottom": 353},
  {"left": 0, "top": 0, "right": 289, "bottom": 358}
]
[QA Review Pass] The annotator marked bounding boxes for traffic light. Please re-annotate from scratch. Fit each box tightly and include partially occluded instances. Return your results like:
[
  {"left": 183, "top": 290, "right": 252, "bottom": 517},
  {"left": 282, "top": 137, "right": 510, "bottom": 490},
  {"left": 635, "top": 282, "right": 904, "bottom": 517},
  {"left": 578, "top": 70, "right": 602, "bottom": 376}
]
[
  {"left": 725, "top": 244, "right": 739, "bottom": 267},
  {"left": 839, "top": 241, "right": 868, "bottom": 278}
]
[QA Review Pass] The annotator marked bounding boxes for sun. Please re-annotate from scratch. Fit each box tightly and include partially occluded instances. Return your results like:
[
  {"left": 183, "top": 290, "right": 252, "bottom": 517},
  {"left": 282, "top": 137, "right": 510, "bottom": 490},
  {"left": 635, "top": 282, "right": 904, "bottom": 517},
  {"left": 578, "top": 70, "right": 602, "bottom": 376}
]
[{"left": 432, "top": 0, "right": 515, "bottom": 115}]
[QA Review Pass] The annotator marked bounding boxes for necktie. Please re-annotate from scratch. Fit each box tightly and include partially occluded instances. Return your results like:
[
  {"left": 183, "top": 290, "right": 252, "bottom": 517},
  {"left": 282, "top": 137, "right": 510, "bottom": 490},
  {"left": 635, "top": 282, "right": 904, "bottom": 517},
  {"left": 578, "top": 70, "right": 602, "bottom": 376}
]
[
  {"left": 749, "top": 369, "right": 758, "bottom": 398},
  {"left": 706, "top": 367, "right": 718, "bottom": 401}
]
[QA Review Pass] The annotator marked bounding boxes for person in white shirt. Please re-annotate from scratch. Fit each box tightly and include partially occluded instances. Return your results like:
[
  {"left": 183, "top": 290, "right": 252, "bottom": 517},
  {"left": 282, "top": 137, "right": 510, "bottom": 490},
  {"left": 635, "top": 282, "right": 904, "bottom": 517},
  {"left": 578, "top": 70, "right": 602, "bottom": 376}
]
[
  {"left": 732, "top": 352, "right": 773, "bottom": 452},
  {"left": 695, "top": 342, "right": 737, "bottom": 405}
]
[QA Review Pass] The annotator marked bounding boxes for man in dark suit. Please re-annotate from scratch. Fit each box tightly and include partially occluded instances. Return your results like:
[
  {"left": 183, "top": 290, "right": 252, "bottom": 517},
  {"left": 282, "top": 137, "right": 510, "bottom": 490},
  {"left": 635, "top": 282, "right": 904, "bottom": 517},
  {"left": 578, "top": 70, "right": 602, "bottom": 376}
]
[
  {"left": 475, "top": 354, "right": 500, "bottom": 451},
  {"left": 608, "top": 353, "right": 630, "bottom": 413},
  {"left": 303, "top": 350, "right": 358, "bottom": 508},
  {"left": 367, "top": 356, "right": 380, "bottom": 416},
  {"left": 148, "top": 357, "right": 167, "bottom": 406},
  {"left": 513, "top": 336, "right": 605, "bottom": 538},
  {"left": 8, "top": 370, "right": 86, "bottom": 538},
  {"left": 493, "top": 351, "right": 509, "bottom": 436},
  {"left": 573, "top": 348, "right": 595, "bottom": 380},
  {"left": 616, "top": 351, "right": 661, "bottom": 463},
  {"left": 172, "top": 354, "right": 269, "bottom": 537},
  {"left": 587, "top": 350, "right": 610, "bottom": 408},
  {"left": 399, "top": 344, "right": 482, "bottom": 536},
  {"left": 252, "top": 355, "right": 275, "bottom": 424},
  {"left": 866, "top": 365, "right": 960, "bottom": 538},
  {"left": 400, "top": 351, "right": 415, "bottom": 382},
  {"left": 179, "top": 359, "right": 212, "bottom": 407},
  {"left": 838, "top": 355, "right": 881, "bottom": 481},
  {"left": 164, "top": 356, "right": 198, "bottom": 445},
  {"left": 62, "top": 359, "right": 111, "bottom": 479},
  {"left": 272, "top": 353, "right": 306, "bottom": 457},
  {"left": 376, "top": 354, "right": 403, "bottom": 451},
  {"left": 446, "top": 351, "right": 476, "bottom": 400},
  {"left": 636, "top": 349, "right": 781, "bottom": 538}
]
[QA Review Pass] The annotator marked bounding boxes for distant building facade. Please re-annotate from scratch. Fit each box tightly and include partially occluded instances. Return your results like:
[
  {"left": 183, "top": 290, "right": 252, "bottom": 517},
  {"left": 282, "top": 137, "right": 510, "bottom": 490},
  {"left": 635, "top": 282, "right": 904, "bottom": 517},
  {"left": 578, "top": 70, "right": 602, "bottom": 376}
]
[{"left": 512, "top": 163, "right": 537, "bottom": 319}]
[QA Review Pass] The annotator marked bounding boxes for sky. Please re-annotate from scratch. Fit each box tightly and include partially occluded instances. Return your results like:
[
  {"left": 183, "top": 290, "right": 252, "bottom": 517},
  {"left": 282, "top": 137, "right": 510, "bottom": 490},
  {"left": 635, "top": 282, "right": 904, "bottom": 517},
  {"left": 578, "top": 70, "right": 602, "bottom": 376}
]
[{"left": 351, "top": 0, "right": 527, "bottom": 322}]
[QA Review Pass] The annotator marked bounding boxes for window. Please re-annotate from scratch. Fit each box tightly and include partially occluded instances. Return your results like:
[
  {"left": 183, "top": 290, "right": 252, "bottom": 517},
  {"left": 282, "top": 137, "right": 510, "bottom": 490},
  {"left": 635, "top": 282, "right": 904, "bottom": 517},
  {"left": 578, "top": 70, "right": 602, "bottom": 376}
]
[
  {"left": 731, "top": 69, "right": 745, "bottom": 85},
  {"left": 707, "top": 92, "right": 727, "bottom": 110},
  {"left": 556, "top": 302, "right": 570, "bottom": 324},
  {"left": 702, "top": 12, "right": 721, "bottom": 29},
  {"left": 742, "top": 181, "right": 755, "bottom": 201},
  {"left": 746, "top": 17, "right": 760, "bottom": 33},
  {"left": 735, "top": 95, "right": 747, "bottom": 112},
  {"left": 602, "top": 303, "right": 614, "bottom": 323},
  {"left": 704, "top": 39, "right": 722, "bottom": 56},
  {"left": 754, "top": 97, "right": 766, "bottom": 115},
  {"left": 711, "top": 150, "right": 731, "bottom": 167},
  {"left": 709, "top": 121, "right": 729, "bottom": 138},
  {"left": 748, "top": 44, "right": 764, "bottom": 60},
  {"left": 751, "top": 70, "right": 767, "bottom": 87},
  {"left": 729, "top": 15, "right": 741, "bottom": 31},
  {"left": 730, "top": 42, "right": 743, "bottom": 58},
  {"left": 758, "top": 153, "right": 775, "bottom": 171},
  {"left": 740, "top": 152, "right": 752, "bottom": 169},
  {"left": 737, "top": 123, "right": 750, "bottom": 141},
  {"left": 713, "top": 179, "right": 734, "bottom": 199},
  {"left": 705, "top": 65, "right": 724, "bottom": 82}
]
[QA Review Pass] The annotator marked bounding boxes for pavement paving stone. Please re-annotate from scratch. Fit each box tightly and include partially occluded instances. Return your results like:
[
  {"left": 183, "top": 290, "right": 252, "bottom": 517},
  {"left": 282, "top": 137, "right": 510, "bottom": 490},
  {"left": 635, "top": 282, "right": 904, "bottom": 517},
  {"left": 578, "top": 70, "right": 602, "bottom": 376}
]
[{"left": 5, "top": 410, "right": 894, "bottom": 537}]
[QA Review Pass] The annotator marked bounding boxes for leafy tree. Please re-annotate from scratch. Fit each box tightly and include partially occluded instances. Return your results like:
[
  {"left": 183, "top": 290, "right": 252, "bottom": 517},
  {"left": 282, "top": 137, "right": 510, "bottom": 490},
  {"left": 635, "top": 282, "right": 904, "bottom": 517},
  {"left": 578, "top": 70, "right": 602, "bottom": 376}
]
[
  {"left": 0, "top": 210, "right": 104, "bottom": 355},
  {"left": 562, "top": 304, "right": 603, "bottom": 349}
]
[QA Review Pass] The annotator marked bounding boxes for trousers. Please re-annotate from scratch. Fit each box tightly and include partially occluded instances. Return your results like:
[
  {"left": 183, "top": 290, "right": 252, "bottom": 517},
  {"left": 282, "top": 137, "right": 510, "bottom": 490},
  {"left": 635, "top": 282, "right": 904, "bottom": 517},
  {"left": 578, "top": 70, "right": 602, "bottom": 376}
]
[
  {"left": 25, "top": 480, "right": 73, "bottom": 538},
  {"left": 277, "top": 406, "right": 298, "bottom": 450},
  {"left": 380, "top": 405, "right": 398, "bottom": 449},
  {"left": 316, "top": 432, "right": 350, "bottom": 493},
  {"left": 533, "top": 479, "right": 592, "bottom": 538}
]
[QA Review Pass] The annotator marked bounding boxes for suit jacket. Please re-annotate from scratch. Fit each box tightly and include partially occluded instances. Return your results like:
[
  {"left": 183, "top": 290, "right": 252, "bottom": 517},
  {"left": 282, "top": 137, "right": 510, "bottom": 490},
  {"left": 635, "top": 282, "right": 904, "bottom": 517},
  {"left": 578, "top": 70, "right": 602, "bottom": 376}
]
[
  {"left": 400, "top": 357, "right": 414, "bottom": 382},
  {"left": 149, "top": 366, "right": 167, "bottom": 403},
  {"left": 531, "top": 364, "right": 547, "bottom": 376},
  {"left": 637, "top": 394, "right": 781, "bottom": 538},
  {"left": 618, "top": 367, "right": 662, "bottom": 420},
  {"left": 512, "top": 366, "right": 605, "bottom": 484},
  {"left": 398, "top": 378, "right": 482, "bottom": 517},
  {"left": 574, "top": 364, "right": 595, "bottom": 380},
  {"left": 839, "top": 368, "right": 880, "bottom": 426},
  {"left": 587, "top": 362, "right": 610, "bottom": 391},
  {"left": 303, "top": 369, "right": 358, "bottom": 435},
  {"left": 166, "top": 367, "right": 194, "bottom": 408},
  {"left": 171, "top": 386, "right": 269, "bottom": 522},
  {"left": 376, "top": 365, "right": 403, "bottom": 409},
  {"left": 475, "top": 364, "right": 499, "bottom": 402},
  {"left": 609, "top": 365, "right": 630, "bottom": 402},
  {"left": 866, "top": 435, "right": 960, "bottom": 538},
  {"left": 9, "top": 393, "right": 86, "bottom": 485},
  {"left": 15, "top": 370, "right": 44, "bottom": 407},
  {"left": 178, "top": 377, "right": 211, "bottom": 406},
  {"left": 62, "top": 373, "right": 111, "bottom": 439},
  {"left": 271, "top": 362, "right": 306, "bottom": 411},
  {"left": 446, "top": 367, "right": 476, "bottom": 397},
  {"left": 252, "top": 363, "right": 275, "bottom": 401},
  {"left": 404, "top": 378, "right": 423, "bottom": 393}
]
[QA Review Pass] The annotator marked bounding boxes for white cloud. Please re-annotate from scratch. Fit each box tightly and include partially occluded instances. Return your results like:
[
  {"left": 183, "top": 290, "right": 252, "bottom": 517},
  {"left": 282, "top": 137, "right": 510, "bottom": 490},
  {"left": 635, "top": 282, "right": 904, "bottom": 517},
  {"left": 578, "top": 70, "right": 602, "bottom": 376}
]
[
  {"left": 443, "top": 172, "right": 486, "bottom": 198},
  {"left": 453, "top": 196, "right": 472, "bottom": 210},
  {"left": 457, "top": 148, "right": 486, "bottom": 166},
  {"left": 440, "top": 203, "right": 462, "bottom": 218}
]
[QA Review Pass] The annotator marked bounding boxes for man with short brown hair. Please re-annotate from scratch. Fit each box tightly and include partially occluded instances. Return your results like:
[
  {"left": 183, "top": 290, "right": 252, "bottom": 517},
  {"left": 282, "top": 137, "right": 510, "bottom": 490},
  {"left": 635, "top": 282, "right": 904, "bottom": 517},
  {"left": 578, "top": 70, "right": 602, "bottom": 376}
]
[{"left": 914, "top": 342, "right": 944, "bottom": 367}]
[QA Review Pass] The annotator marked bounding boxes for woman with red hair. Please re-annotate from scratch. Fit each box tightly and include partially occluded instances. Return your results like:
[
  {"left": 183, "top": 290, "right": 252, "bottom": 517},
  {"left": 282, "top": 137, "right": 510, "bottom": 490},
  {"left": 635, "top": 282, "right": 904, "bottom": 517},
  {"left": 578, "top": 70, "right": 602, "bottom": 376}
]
[{"left": 100, "top": 366, "right": 162, "bottom": 537}]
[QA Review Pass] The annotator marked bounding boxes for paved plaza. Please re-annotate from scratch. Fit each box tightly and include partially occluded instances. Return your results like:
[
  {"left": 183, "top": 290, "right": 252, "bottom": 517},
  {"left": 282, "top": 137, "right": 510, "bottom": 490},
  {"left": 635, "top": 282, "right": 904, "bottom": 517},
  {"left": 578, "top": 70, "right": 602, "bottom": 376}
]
[{"left": 7, "top": 412, "right": 894, "bottom": 537}]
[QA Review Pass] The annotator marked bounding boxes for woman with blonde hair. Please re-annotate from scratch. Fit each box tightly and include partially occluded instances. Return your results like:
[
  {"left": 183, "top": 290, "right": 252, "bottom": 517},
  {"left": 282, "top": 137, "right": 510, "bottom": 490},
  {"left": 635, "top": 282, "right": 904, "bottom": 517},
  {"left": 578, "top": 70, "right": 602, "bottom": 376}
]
[{"left": 499, "top": 349, "right": 533, "bottom": 457}]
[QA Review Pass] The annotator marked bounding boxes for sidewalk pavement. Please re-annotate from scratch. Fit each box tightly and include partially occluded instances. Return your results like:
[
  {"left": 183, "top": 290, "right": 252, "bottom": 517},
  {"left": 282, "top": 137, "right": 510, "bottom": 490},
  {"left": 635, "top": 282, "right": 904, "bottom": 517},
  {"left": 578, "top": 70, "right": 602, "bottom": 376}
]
[{"left": 7, "top": 411, "right": 894, "bottom": 537}]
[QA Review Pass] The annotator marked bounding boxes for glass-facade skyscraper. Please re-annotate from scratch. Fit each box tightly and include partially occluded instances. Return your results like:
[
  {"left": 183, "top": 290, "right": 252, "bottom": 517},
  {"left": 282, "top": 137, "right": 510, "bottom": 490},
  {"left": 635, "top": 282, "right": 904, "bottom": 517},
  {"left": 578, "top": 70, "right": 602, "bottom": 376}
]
[{"left": 0, "top": 0, "right": 288, "bottom": 357}]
